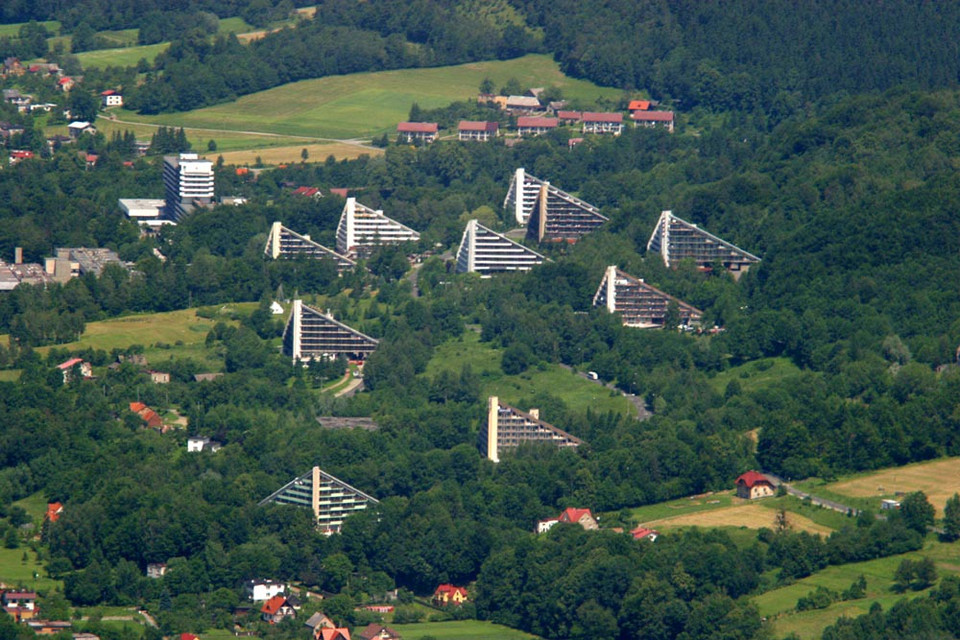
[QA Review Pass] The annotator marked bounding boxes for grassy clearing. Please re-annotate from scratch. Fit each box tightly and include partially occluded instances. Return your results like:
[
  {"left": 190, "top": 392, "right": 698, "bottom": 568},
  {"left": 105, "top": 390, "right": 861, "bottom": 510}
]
[
  {"left": 96, "top": 29, "right": 140, "bottom": 48},
  {"left": 622, "top": 492, "right": 737, "bottom": 523},
  {"left": 0, "top": 21, "right": 60, "bottom": 38},
  {"left": 391, "top": 621, "right": 540, "bottom": 640},
  {"left": 114, "top": 54, "right": 622, "bottom": 140},
  {"left": 13, "top": 491, "right": 50, "bottom": 522},
  {"left": 426, "top": 332, "right": 635, "bottom": 417},
  {"left": 812, "top": 457, "right": 960, "bottom": 516},
  {"left": 755, "top": 538, "right": 960, "bottom": 639},
  {"left": 76, "top": 42, "right": 169, "bottom": 69},
  {"left": 0, "top": 547, "right": 61, "bottom": 593},
  {"left": 709, "top": 357, "right": 803, "bottom": 394},
  {"left": 0, "top": 370, "right": 21, "bottom": 382},
  {"left": 93, "top": 118, "right": 311, "bottom": 153},
  {"left": 212, "top": 142, "right": 383, "bottom": 166}
]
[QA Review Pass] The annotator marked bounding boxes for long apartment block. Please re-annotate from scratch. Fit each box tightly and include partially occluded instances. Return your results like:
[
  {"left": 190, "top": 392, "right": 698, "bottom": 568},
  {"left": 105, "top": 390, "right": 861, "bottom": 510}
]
[
  {"left": 282, "top": 299, "right": 378, "bottom": 363},
  {"left": 259, "top": 466, "right": 379, "bottom": 534},
  {"left": 335, "top": 198, "right": 420, "bottom": 259},
  {"left": 264, "top": 222, "right": 357, "bottom": 273},
  {"left": 455, "top": 220, "right": 545, "bottom": 275},
  {"left": 593, "top": 265, "right": 703, "bottom": 328},
  {"left": 647, "top": 210, "right": 760, "bottom": 277},
  {"left": 479, "top": 396, "right": 582, "bottom": 463}
]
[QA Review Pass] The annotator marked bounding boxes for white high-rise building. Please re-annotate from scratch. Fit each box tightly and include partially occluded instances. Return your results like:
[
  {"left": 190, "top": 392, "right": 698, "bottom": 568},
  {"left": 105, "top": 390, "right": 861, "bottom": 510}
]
[
  {"left": 455, "top": 220, "right": 545, "bottom": 275},
  {"left": 335, "top": 198, "right": 420, "bottom": 258},
  {"left": 503, "top": 168, "right": 543, "bottom": 225},
  {"left": 163, "top": 153, "right": 214, "bottom": 220}
]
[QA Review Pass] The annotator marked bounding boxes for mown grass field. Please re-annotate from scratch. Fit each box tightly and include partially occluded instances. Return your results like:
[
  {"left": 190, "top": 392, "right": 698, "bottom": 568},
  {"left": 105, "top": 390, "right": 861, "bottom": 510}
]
[
  {"left": 425, "top": 331, "right": 636, "bottom": 417},
  {"left": 646, "top": 503, "right": 833, "bottom": 535},
  {"left": 0, "top": 21, "right": 60, "bottom": 38},
  {"left": 114, "top": 54, "right": 623, "bottom": 140},
  {"left": 755, "top": 538, "right": 960, "bottom": 639},
  {"left": 391, "top": 621, "right": 540, "bottom": 640},
  {"left": 75, "top": 42, "right": 169, "bottom": 69},
  {"left": 212, "top": 142, "right": 383, "bottom": 166},
  {"left": 815, "top": 457, "right": 960, "bottom": 516},
  {"left": 13, "top": 491, "right": 50, "bottom": 522},
  {"left": 0, "top": 547, "right": 61, "bottom": 593}
]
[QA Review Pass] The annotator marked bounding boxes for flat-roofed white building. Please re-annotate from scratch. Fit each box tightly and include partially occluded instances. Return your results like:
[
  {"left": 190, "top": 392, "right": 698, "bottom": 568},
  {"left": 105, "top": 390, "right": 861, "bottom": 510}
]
[{"left": 119, "top": 198, "right": 166, "bottom": 220}]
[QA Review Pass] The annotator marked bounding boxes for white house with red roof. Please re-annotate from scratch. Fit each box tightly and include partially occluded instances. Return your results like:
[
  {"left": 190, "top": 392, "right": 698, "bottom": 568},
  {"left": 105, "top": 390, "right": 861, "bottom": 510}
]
[
  {"left": 57, "top": 358, "right": 91, "bottom": 383},
  {"left": 457, "top": 121, "right": 499, "bottom": 142},
  {"left": 2, "top": 591, "right": 38, "bottom": 620},
  {"left": 317, "top": 628, "right": 351, "bottom": 640},
  {"left": 433, "top": 584, "right": 468, "bottom": 606},
  {"left": 396, "top": 122, "right": 438, "bottom": 144},
  {"left": 538, "top": 507, "right": 599, "bottom": 532},
  {"left": 582, "top": 112, "right": 624, "bottom": 135},
  {"left": 630, "top": 526, "right": 659, "bottom": 542},
  {"left": 516, "top": 116, "right": 558, "bottom": 137},
  {"left": 100, "top": 90, "right": 122, "bottom": 107},
  {"left": 261, "top": 595, "right": 296, "bottom": 623},
  {"left": 735, "top": 471, "right": 775, "bottom": 500},
  {"left": 631, "top": 110, "right": 675, "bottom": 133}
]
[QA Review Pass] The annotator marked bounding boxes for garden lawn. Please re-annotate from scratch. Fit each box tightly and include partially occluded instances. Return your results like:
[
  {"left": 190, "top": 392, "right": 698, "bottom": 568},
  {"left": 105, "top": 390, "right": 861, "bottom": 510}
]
[
  {"left": 0, "top": 547, "right": 61, "bottom": 593},
  {"left": 390, "top": 621, "right": 539, "bottom": 640},
  {"left": 114, "top": 54, "right": 622, "bottom": 139}
]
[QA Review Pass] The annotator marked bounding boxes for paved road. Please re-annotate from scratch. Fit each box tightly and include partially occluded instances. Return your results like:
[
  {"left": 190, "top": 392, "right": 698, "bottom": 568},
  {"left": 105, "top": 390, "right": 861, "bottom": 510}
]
[
  {"left": 559, "top": 365, "right": 653, "bottom": 421},
  {"left": 764, "top": 473, "right": 860, "bottom": 516},
  {"left": 335, "top": 377, "right": 365, "bottom": 397}
]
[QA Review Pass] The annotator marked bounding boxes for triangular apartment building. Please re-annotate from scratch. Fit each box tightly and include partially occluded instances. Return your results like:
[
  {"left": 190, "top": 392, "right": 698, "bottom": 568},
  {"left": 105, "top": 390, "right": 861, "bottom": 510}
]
[
  {"left": 479, "top": 396, "right": 582, "bottom": 462},
  {"left": 264, "top": 222, "right": 357, "bottom": 273},
  {"left": 282, "top": 300, "right": 379, "bottom": 362},
  {"left": 646, "top": 210, "right": 760, "bottom": 277},
  {"left": 525, "top": 181, "right": 608, "bottom": 243},
  {"left": 259, "top": 466, "right": 379, "bottom": 533},
  {"left": 593, "top": 265, "right": 704, "bottom": 328},
  {"left": 335, "top": 198, "right": 420, "bottom": 259},
  {"left": 455, "top": 220, "right": 546, "bottom": 275},
  {"left": 504, "top": 168, "right": 604, "bottom": 232}
]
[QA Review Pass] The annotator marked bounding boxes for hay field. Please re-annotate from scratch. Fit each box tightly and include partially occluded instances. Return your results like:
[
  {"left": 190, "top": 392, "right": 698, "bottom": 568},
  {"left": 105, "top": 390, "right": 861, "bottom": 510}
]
[
  {"left": 825, "top": 457, "right": 960, "bottom": 515},
  {"left": 114, "top": 54, "right": 622, "bottom": 140},
  {"left": 211, "top": 142, "right": 382, "bottom": 166},
  {"left": 645, "top": 503, "right": 835, "bottom": 535}
]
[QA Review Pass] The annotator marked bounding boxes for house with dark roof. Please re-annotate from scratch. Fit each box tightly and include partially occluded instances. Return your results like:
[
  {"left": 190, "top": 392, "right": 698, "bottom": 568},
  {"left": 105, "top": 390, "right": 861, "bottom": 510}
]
[
  {"left": 2, "top": 591, "right": 38, "bottom": 620},
  {"left": 433, "top": 584, "right": 468, "bottom": 606},
  {"left": 304, "top": 612, "right": 335, "bottom": 636},
  {"left": 457, "top": 121, "right": 499, "bottom": 142},
  {"left": 582, "top": 112, "right": 624, "bottom": 135},
  {"left": 396, "top": 122, "right": 438, "bottom": 144},
  {"left": 735, "top": 471, "right": 775, "bottom": 500}
]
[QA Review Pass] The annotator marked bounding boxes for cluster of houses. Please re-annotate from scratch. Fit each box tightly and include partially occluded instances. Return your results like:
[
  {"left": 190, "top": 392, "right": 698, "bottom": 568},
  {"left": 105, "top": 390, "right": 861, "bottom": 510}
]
[
  {"left": 1, "top": 590, "right": 101, "bottom": 638},
  {"left": 535, "top": 506, "right": 660, "bottom": 542},
  {"left": 396, "top": 90, "right": 675, "bottom": 144}
]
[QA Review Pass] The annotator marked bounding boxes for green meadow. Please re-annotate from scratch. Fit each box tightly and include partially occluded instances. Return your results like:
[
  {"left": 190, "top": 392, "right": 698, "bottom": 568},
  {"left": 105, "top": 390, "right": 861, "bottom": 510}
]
[
  {"left": 391, "top": 621, "right": 540, "bottom": 640},
  {"left": 708, "top": 356, "right": 804, "bottom": 394},
  {"left": 0, "top": 21, "right": 60, "bottom": 38},
  {"left": 75, "top": 42, "right": 169, "bottom": 69},
  {"left": 426, "top": 331, "right": 636, "bottom": 417},
  {"left": 114, "top": 54, "right": 623, "bottom": 140}
]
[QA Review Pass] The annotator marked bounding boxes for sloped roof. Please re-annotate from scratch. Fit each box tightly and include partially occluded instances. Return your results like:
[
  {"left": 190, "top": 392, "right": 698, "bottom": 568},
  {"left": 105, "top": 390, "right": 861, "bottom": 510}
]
[
  {"left": 261, "top": 595, "right": 288, "bottom": 615},
  {"left": 582, "top": 112, "right": 623, "bottom": 123},
  {"left": 517, "top": 116, "right": 558, "bottom": 128},
  {"left": 631, "top": 526, "right": 659, "bottom": 540},
  {"left": 559, "top": 507, "right": 593, "bottom": 523},
  {"left": 628, "top": 100, "right": 651, "bottom": 111},
  {"left": 57, "top": 357, "right": 84, "bottom": 370},
  {"left": 458, "top": 121, "right": 499, "bottom": 133},
  {"left": 736, "top": 471, "right": 772, "bottom": 488},
  {"left": 631, "top": 111, "right": 674, "bottom": 122},
  {"left": 397, "top": 122, "right": 438, "bottom": 133},
  {"left": 319, "top": 628, "right": 351, "bottom": 640},
  {"left": 434, "top": 584, "right": 468, "bottom": 598}
]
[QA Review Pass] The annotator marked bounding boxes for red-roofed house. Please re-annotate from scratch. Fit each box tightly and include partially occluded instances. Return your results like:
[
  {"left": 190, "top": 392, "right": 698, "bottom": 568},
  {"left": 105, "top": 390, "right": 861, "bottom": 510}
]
[
  {"left": 457, "top": 121, "right": 499, "bottom": 142},
  {"left": 45, "top": 502, "right": 63, "bottom": 523},
  {"left": 631, "top": 110, "right": 675, "bottom": 133},
  {"left": 627, "top": 100, "right": 651, "bottom": 112},
  {"left": 582, "top": 112, "right": 624, "bottom": 135},
  {"left": 397, "top": 122, "right": 438, "bottom": 144},
  {"left": 2, "top": 591, "right": 38, "bottom": 620},
  {"left": 57, "top": 358, "right": 91, "bottom": 383},
  {"left": 558, "top": 507, "right": 599, "bottom": 530},
  {"left": 101, "top": 90, "right": 123, "bottom": 107},
  {"left": 180, "top": 633, "right": 198, "bottom": 640},
  {"left": 357, "top": 624, "right": 401, "bottom": 640},
  {"left": 735, "top": 471, "right": 775, "bottom": 500},
  {"left": 129, "top": 402, "right": 163, "bottom": 429},
  {"left": 318, "top": 628, "right": 351, "bottom": 640},
  {"left": 261, "top": 595, "right": 296, "bottom": 624},
  {"left": 328, "top": 188, "right": 349, "bottom": 198},
  {"left": 630, "top": 526, "right": 659, "bottom": 542},
  {"left": 433, "top": 584, "right": 468, "bottom": 606},
  {"left": 293, "top": 186, "right": 323, "bottom": 198},
  {"left": 568, "top": 137, "right": 584, "bottom": 149},
  {"left": 516, "top": 116, "right": 558, "bottom": 137},
  {"left": 9, "top": 150, "right": 34, "bottom": 164},
  {"left": 556, "top": 110, "right": 582, "bottom": 124},
  {"left": 58, "top": 77, "right": 75, "bottom": 92}
]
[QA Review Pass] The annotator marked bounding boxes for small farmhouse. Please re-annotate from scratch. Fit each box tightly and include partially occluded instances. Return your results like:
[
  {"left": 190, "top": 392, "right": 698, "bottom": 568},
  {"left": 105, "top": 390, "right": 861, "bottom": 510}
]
[{"left": 735, "top": 471, "right": 775, "bottom": 500}]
